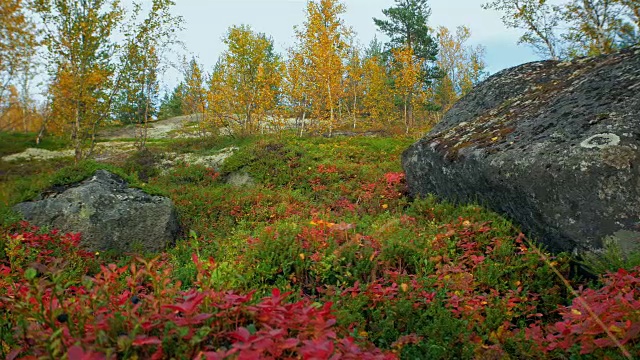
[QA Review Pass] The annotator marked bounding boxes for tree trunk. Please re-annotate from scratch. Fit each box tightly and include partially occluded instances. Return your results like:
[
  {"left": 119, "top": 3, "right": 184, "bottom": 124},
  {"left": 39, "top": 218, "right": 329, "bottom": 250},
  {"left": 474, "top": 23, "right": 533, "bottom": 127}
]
[
  {"left": 22, "top": 107, "right": 27, "bottom": 133},
  {"left": 408, "top": 91, "right": 414, "bottom": 132},
  {"left": 36, "top": 117, "right": 48, "bottom": 145},
  {"left": 247, "top": 109, "right": 252, "bottom": 135},
  {"left": 404, "top": 95, "right": 409, "bottom": 135},
  {"left": 73, "top": 105, "right": 82, "bottom": 164},
  {"left": 327, "top": 81, "right": 334, "bottom": 136},
  {"left": 353, "top": 93, "right": 357, "bottom": 130},
  {"left": 300, "top": 106, "right": 307, "bottom": 137},
  {"left": 140, "top": 88, "right": 150, "bottom": 150}
]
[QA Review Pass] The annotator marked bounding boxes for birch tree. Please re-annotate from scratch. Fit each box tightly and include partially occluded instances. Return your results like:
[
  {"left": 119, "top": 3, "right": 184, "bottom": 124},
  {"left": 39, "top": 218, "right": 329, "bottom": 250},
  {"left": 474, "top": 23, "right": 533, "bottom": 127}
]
[
  {"left": 344, "top": 46, "right": 365, "bottom": 129},
  {"left": 33, "top": 0, "right": 123, "bottom": 163},
  {"left": 295, "top": 0, "right": 351, "bottom": 135},
  {"left": 182, "top": 57, "right": 207, "bottom": 135},
  {"left": 1, "top": 0, "right": 37, "bottom": 130},
  {"left": 283, "top": 48, "right": 312, "bottom": 135},
  {"left": 362, "top": 54, "right": 395, "bottom": 126},
  {"left": 217, "top": 25, "right": 283, "bottom": 135},
  {"left": 435, "top": 26, "right": 486, "bottom": 112},
  {"left": 483, "top": 0, "right": 564, "bottom": 60},
  {"left": 116, "top": 0, "right": 182, "bottom": 149},
  {"left": 391, "top": 46, "right": 423, "bottom": 133},
  {"left": 563, "top": 0, "right": 637, "bottom": 56}
]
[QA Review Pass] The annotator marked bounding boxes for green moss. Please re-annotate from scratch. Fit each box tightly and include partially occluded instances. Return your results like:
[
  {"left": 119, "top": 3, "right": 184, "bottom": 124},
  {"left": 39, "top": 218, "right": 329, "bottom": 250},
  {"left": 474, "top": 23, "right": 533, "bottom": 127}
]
[{"left": 0, "top": 132, "right": 71, "bottom": 157}]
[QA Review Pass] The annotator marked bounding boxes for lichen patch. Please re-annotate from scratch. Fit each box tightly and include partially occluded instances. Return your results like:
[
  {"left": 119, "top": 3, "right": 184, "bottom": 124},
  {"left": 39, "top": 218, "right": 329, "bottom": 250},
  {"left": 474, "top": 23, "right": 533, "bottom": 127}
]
[{"left": 580, "top": 133, "right": 621, "bottom": 149}]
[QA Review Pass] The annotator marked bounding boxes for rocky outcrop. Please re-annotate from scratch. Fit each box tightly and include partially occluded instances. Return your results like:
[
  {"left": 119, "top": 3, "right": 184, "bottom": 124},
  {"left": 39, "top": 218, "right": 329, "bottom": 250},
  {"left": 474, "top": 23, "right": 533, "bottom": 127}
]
[
  {"left": 159, "top": 147, "right": 239, "bottom": 173},
  {"left": 14, "top": 170, "right": 180, "bottom": 253},
  {"left": 402, "top": 46, "right": 640, "bottom": 254}
]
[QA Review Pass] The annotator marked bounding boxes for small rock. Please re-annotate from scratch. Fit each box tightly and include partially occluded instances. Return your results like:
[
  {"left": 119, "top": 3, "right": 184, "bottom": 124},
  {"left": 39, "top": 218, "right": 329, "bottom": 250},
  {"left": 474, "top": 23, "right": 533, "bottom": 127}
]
[{"left": 226, "top": 171, "right": 254, "bottom": 187}]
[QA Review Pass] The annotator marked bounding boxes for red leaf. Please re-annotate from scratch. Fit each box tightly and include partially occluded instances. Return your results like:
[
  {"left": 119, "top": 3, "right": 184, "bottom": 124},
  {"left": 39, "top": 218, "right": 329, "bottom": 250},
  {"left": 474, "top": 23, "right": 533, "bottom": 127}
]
[
  {"left": 238, "top": 350, "right": 262, "bottom": 360},
  {"left": 67, "top": 346, "right": 106, "bottom": 360},
  {"left": 281, "top": 338, "right": 299, "bottom": 349},
  {"left": 162, "top": 292, "right": 205, "bottom": 314},
  {"left": 132, "top": 335, "right": 162, "bottom": 346},
  {"left": 194, "top": 351, "right": 227, "bottom": 360},
  {"left": 192, "top": 313, "right": 214, "bottom": 323},
  {"left": 6, "top": 348, "right": 22, "bottom": 360},
  {"left": 231, "top": 327, "right": 252, "bottom": 342},
  {"left": 592, "top": 337, "right": 614, "bottom": 348}
]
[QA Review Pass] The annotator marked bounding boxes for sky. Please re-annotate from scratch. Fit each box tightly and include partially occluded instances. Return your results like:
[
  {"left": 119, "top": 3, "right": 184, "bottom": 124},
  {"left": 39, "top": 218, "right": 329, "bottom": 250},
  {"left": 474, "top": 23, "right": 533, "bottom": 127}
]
[{"left": 160, "top": 0, "right": 541, "bottom": 91}]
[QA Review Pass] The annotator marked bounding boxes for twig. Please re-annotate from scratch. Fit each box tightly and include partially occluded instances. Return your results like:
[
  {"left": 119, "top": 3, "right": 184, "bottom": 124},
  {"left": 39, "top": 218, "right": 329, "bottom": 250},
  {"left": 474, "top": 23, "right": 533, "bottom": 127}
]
[{"left": 526, "top": 237, "right": 633, "bottom": 359}]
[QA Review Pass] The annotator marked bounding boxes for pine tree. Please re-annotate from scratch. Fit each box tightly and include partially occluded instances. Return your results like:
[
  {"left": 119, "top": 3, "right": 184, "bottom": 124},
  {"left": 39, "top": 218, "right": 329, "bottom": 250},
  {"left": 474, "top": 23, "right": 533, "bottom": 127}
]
[
  {"left": 374, "top": 0, "right": 439, "bottom": 131},
  {"left": 158, "top": 83, "right": 185, "bottom": 120}
]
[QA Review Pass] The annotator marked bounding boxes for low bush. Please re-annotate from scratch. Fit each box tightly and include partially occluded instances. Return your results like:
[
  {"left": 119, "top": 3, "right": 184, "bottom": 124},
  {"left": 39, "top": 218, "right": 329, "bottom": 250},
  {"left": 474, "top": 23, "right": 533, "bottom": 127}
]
[{"left": 2, "top": 135, "right": 638, "bottom": 359}]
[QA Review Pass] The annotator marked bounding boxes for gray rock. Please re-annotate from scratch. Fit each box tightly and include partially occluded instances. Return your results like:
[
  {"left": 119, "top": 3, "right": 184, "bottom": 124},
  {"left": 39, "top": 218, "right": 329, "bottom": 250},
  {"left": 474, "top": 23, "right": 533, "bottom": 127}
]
[
  {"left": 226, "top": 171, "right": 255, "bottom": 187},
  {"left": 14, "top": 170, "right": 180, "bottom": 253},
  {"left": 159, "top": 146, "right": 239, "bottom": 174},
  {"left": 402, "top": 46, "right": 640, "bottom": 254}
]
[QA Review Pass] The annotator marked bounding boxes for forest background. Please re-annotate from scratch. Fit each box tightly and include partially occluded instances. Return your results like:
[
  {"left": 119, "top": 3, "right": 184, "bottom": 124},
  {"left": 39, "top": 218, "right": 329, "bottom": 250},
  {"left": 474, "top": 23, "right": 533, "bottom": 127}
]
[{"left": 1, "top": 0, "right": 639, "bottom": 159}]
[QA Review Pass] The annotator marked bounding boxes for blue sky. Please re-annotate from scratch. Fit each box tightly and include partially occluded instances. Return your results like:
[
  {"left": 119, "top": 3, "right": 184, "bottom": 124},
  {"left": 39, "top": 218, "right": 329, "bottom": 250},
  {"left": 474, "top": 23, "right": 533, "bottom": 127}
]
[{"left": 161, "top": 0, "right": 540, "bottom": 90}]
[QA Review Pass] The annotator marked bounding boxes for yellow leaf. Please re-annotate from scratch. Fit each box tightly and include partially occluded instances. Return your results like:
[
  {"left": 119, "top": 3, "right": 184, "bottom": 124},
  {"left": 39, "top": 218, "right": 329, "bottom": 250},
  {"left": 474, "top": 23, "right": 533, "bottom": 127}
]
[
  {"left": 299, "top": 253, "right": 305, "bottom": 261},
  {"left": 382, "top": 204, "right": 388, "bottom": 209},
  {"left": 609, "top": 325, "right": 623, "bottom": 333},
  {"left": 400, "top": 283, "right": 409, "bottom": 292}
]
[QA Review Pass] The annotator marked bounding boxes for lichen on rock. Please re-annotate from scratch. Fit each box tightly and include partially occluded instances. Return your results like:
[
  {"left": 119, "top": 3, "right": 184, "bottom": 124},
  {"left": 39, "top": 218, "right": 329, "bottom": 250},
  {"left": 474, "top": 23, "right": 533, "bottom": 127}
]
[
  {"left": 403, "top": 46, "right": 640, "bottom": 254},
  {"left": 13, "top": 170, "right": 180, "bottom": 253}
]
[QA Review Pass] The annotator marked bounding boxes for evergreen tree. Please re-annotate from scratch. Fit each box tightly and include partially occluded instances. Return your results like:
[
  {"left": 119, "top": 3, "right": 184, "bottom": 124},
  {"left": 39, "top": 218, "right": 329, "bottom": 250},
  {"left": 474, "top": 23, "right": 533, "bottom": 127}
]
[
  {"left": 374, "top": 0, "right": 439, "bottom": 131},
  {"left": 158, "top": 84, "right": 184, "bottom": 120},
  {"left": 373, "top": 0, "right": 439, "bottom": 80},
  {"left": 364, "top": 36, "right": 385, "bottom": 60}
]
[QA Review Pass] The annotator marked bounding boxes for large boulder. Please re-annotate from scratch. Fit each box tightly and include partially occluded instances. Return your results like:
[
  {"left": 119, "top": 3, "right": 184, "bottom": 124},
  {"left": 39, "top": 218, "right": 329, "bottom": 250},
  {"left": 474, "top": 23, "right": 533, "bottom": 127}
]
[
  {"left": 402, "top": 46, "right": 640, "bottom": 254},
  {"left": 14, "top": 170, "right": 180, "bottom": 253}
]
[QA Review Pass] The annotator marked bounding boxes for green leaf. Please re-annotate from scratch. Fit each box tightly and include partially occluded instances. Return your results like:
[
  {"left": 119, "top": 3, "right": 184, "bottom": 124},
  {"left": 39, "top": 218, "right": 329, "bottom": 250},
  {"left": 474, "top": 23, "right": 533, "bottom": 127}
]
[
  {"left": 178, "top": 326, "right": 190, "bottom": 338},
  {"left": 25, "top": 267, "right": 37, "bottom": 280}
]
